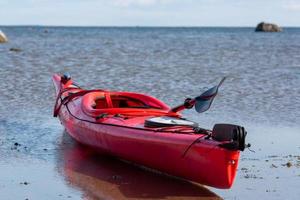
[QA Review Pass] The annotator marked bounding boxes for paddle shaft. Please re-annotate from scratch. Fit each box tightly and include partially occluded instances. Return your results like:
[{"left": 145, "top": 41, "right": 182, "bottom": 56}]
[{"left": 170, "top": 99, "right": 196, "bottom": 113}]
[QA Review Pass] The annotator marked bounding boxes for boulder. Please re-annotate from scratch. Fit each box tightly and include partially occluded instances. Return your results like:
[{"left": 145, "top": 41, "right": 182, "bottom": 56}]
[
  {"left": 255, "top": 22, "right": 282, "bottom": 32},
  {"left": 0, "top": 30, "right": 8, "bottom": 43}
]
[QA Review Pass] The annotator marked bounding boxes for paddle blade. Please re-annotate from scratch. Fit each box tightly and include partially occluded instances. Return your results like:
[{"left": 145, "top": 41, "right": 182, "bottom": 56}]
[{"left": 195, "top": 77, "right": 226, "bottom": 113}]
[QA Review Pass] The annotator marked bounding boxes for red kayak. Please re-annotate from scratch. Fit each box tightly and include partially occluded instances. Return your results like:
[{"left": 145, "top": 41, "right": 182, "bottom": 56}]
[{"left": 52, "top": 74, "right": 248, "bottom": 189}]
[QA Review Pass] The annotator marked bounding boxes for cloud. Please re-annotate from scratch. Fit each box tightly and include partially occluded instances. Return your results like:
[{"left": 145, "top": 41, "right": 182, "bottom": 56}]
[
  {"left": 111, "top": 0, "right": 174, "bottom": 7},
  {"left": 284, "top": 0, "right": 300, "bottom": 11}
]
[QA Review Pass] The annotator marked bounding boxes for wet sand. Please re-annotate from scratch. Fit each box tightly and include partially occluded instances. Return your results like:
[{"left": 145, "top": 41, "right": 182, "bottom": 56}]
[
  {"left": 213, "top": 125, "right": 300, "bottom": 199},
  {"left": 1, "top": 122, "right": 299, "bottom": 200}
]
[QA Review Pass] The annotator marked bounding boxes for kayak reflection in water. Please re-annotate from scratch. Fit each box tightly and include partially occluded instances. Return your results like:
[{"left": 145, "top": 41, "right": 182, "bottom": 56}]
[{"left": 56, "top": 132, "right": 221, "bottom": 200}]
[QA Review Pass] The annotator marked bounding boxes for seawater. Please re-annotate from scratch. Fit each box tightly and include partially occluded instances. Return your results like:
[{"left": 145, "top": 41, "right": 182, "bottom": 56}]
[{"left": 0, "top": 27, "right": 299, "bottom": 200}]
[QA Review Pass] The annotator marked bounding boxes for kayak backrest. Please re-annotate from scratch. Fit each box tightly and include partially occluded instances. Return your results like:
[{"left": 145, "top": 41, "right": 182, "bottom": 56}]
[{"left": 110, "top": 94, "right": 147, "bottom": 108}]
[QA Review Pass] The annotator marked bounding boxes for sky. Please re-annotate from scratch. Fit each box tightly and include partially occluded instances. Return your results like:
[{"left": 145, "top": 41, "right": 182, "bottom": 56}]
[{"left": 0, "top": 0, "right": 300, "bottom": 26}]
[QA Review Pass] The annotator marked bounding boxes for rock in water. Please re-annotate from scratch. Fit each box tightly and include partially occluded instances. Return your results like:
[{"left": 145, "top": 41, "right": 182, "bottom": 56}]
[
  {"left": 255, "top": 22, "right": 282, "bottom": 32},
  {"left": 9, "top": 48, "right": 22, "bottom": 52},
  {"left": 0, "top": 30, "right": 8, "bottom": 43}
]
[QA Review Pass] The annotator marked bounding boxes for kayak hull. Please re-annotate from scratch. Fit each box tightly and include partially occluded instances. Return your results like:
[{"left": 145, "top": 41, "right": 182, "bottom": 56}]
[{"left": 53, "top": 74, "right": 240, "bottom": 189}]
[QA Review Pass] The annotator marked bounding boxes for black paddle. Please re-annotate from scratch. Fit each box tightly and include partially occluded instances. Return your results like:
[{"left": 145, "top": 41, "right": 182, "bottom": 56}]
[
  {"left": 194, "top": 77, "right": 226, "bottom": 113},
  {"left": 171, "top": 77, "right": 226, "bottom": 113}
]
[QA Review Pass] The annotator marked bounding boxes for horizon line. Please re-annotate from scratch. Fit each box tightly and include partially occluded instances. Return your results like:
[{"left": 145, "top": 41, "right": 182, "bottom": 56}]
[{"left": 1, "top": 25, "right": 299, "bottom": 28}]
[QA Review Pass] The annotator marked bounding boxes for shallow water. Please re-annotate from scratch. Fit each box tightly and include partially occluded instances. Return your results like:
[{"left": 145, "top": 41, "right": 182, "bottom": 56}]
[{"left": 0, "top": 26, "right": 299, "bottom": 199}]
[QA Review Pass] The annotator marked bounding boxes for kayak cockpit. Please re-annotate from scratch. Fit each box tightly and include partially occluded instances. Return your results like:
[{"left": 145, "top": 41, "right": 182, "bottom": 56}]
[{"left": 81, "top": 91, "right": 180, "bottom": 118}]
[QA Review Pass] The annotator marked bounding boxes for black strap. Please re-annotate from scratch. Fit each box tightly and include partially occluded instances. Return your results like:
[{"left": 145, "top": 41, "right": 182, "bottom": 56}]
[{"left": 53, "top": 88, "right": 106, "bottom": 117}]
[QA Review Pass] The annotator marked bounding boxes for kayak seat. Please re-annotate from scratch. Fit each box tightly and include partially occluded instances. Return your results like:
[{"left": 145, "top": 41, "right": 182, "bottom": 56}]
[{"left": 110, "top": 95, "right": 148, "bottom": 108}]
